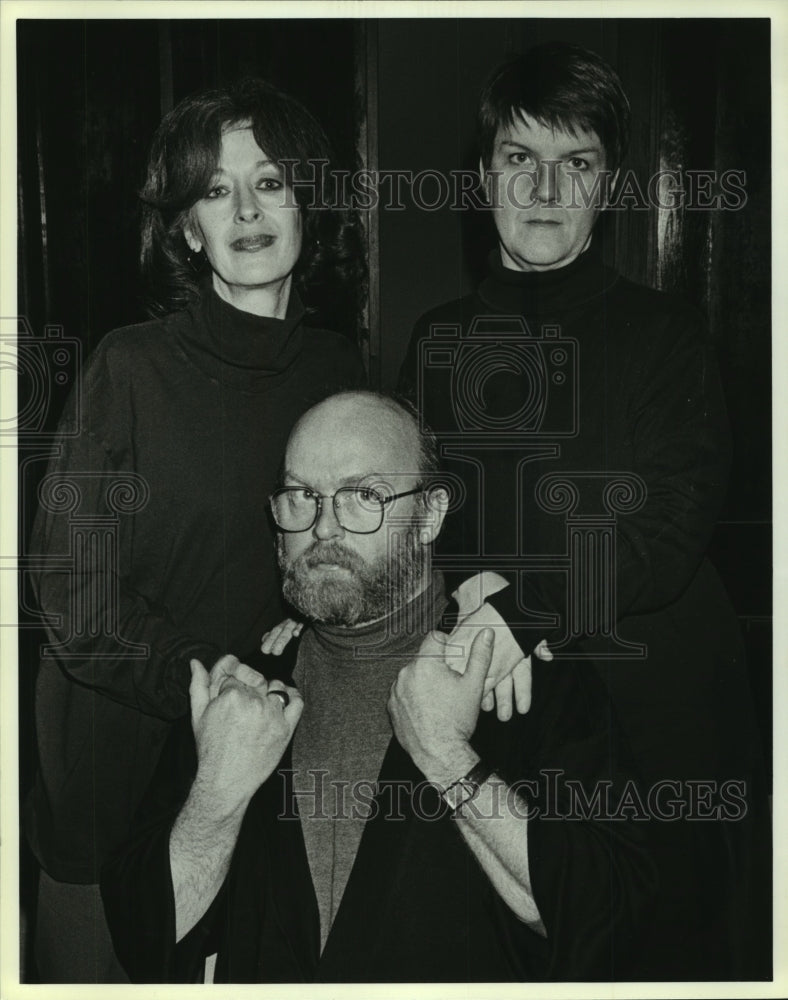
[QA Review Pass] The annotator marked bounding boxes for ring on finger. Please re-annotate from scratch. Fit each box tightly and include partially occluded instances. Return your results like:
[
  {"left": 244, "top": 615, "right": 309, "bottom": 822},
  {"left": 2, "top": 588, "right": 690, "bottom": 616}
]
[{"left": 267, "top": 689, "right": 290, "bottom": 709}]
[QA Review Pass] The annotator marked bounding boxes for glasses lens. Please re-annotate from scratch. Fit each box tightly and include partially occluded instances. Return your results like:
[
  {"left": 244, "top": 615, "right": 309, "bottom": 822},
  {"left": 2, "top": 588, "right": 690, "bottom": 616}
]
[
  {"left": 334, "top": 487, "right": 384, "bottom": 533},
  {"left": 272, "top": 489, "right": 317, "bottom": 531}
]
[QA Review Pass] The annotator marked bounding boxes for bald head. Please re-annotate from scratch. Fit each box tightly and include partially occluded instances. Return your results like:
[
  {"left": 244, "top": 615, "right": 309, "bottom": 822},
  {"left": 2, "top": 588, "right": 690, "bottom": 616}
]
[{"left": 285, "top": 391, "right": 428, "bottom": 492}]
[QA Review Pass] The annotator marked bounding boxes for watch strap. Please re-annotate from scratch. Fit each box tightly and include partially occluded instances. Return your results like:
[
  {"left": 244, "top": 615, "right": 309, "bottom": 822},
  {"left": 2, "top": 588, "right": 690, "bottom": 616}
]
[{"left": 441, "top": 760, "right": 493, "bottom": 813}]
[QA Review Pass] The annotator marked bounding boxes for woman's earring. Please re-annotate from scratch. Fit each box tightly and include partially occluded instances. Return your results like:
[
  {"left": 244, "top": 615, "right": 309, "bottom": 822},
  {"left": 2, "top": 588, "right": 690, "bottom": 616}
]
[{"left": 186, "top": 248, "right": 204, "bottom": 273}]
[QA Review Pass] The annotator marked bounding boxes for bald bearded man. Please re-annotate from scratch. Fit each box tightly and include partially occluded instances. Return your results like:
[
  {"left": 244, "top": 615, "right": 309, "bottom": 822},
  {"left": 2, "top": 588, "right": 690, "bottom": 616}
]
[{"left": 102, "top": 391, "right": 654, "bottom": 983}]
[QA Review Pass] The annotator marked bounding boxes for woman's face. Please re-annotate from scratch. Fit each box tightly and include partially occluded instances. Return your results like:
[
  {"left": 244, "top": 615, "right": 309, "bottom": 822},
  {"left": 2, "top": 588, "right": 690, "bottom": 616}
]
[{"left": 183, "top": 126, "right": 302, "bottom": 316}]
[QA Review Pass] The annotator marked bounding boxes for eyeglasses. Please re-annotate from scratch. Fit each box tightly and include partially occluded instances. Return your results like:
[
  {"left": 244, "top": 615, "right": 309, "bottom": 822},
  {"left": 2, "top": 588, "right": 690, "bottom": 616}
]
[{"left": 269, "top": 486, "right": 424, "bottom": 534}]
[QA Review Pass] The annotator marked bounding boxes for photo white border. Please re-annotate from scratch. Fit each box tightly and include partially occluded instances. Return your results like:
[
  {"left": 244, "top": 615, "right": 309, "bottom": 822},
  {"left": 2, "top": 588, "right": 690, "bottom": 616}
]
[{"left": 1, "top": 2, "right": 784, "bottom": 998}]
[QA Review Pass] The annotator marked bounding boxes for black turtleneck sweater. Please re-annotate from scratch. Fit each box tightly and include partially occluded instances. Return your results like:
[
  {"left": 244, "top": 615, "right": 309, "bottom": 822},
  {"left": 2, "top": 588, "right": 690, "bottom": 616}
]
[
  {"left": 27, "top": 288, "right": 365, "bottom": 882},
  {"left": 399, "top": 246, "right": 755, "bottom": 780},
  {"left": 398, "top": 248, "right": 770, "bottom": 978}
]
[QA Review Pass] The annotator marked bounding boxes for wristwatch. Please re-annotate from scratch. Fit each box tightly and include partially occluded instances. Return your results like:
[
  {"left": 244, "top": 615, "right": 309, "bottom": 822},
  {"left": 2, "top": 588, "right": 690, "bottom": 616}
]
[{"left": 441, "top": 761, "right": 494, "bottom": 813}]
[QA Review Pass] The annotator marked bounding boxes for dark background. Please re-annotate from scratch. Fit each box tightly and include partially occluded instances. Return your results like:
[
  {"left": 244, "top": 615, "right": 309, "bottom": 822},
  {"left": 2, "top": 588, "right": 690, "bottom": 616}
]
[{"left": 16, "top": 15, "right": 771, "bottom": 979}]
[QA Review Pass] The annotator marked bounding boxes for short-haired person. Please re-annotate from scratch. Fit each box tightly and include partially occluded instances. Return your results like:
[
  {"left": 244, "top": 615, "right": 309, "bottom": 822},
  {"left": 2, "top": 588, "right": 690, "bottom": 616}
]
[
  {"left": 101, "top": 391, "right": 654, "bottom": 983},
  {"left": 399, "top": 43, "right": 770, "bottom": 979},
  {"left": 26, "top": 79, "right": 364, "bottom": 982}
]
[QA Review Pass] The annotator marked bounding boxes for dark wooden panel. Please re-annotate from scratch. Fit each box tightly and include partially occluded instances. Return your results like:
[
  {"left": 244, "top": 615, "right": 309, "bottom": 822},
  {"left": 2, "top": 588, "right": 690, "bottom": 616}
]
[
  {"left": 707, "top": 22, "right": 771, "bottom": 523},
  {"left": 17, "top": 20, "right": 161, "bottom": 363}
]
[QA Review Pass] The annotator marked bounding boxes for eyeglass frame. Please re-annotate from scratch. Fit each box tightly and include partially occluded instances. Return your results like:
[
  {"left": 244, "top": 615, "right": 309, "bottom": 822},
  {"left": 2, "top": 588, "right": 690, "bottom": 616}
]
[{"left": 269, "top": 484, "right": 426, "bottom": 535}]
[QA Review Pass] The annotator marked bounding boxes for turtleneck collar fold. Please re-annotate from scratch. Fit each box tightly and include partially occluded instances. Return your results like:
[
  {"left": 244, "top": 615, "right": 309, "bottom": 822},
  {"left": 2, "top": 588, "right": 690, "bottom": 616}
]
[
  {"left": 176, "top": 283, "right": 307, "bottom": 390},
  {"left": 478, "top": 242, "right": 619, "bottom": 317}
]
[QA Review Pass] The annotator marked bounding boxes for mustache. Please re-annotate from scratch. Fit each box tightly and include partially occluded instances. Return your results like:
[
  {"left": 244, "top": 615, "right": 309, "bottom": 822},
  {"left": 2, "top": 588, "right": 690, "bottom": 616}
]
[{"left": 299, "top": 540, "right": 366, "bottom": 572}]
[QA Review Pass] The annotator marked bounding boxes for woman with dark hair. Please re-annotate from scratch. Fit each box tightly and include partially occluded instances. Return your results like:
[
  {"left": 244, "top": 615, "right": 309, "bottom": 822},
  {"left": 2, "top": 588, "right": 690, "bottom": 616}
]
[
  {"left": 139, "top": 78, "right": 360, "bottom": 321},
  {"left": 25, "top": 78, "right": 365, "bottom": 983}
]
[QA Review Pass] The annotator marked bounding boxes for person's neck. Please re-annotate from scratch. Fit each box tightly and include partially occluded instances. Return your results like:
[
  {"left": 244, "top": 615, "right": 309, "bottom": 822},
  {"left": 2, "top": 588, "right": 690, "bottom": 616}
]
[
  {"left": 211, "top": 273, "right": 293, "bottom": 319},
  {"left": 306, "top": 570, "right": 445, "bottom": 659},
  {"left": 341, "top": 574, "right": 431, "bottom": 631}
]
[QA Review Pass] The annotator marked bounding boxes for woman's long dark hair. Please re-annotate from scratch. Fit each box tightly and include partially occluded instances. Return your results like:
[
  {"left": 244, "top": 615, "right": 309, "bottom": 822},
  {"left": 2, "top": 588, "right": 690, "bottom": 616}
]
[{"left": 140, "top": 78, "right": 364, "bottom": 320}]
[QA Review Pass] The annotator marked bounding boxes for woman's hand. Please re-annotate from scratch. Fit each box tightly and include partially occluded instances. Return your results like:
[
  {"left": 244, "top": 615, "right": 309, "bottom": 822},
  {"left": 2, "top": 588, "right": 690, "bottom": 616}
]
[
  {"left": 442, "top": 602, "right": 553, "bottom": 720},
  {"left": 261, "top": 619, "right": 304, "bottom": 655},
  {"left": 477, "top": 644, "right": 553, "bottom": 718}
]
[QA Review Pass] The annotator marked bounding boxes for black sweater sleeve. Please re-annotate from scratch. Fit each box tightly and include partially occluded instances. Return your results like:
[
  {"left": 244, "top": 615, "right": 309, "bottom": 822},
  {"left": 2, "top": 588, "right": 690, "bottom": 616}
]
[
  {"left": 100, "top": 717, "right": 216, "bottom": 983},
  {"left": 100, "top": 644, "right": 300, "bottom": 983},
  {"left": 518, "top": 306, "right": 729, "bottom": 616},
  {"left": 29, "top": 343, "right": 220, "bottom": 720},
  {"left": 477, "top": 660, "right": 657, "bottom": 980}
]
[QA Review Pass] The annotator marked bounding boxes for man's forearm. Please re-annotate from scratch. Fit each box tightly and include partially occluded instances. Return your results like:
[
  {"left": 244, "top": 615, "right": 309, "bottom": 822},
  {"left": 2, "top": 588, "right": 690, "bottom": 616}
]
[
  {"left": 169, "top": 776, "right": 249, "bottom": 942},
  {"left": 417, "top": 745, "right": 544, "bottom": 932},
  {"left": 170, "top": 663, "right": 302, "bottom": 943},
  {"left": 454, "top": 775, "right": 544, "bottom": 932}
]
